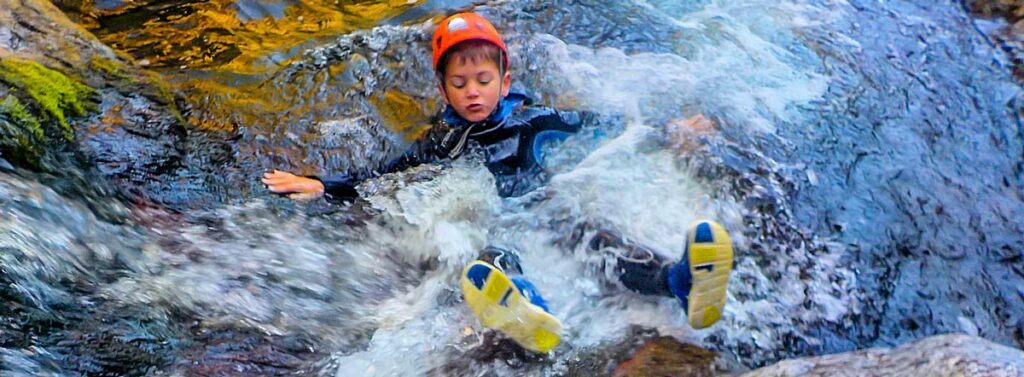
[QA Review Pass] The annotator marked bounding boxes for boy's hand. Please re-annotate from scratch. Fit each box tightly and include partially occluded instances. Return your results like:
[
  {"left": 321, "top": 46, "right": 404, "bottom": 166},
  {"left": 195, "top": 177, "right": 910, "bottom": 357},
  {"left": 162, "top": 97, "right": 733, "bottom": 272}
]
[
  {"left": 666, "top": 114, "right": 716, "bottom": 153},
  {"left": 261, "top": 170, "right": 325, "bottom": 200}
]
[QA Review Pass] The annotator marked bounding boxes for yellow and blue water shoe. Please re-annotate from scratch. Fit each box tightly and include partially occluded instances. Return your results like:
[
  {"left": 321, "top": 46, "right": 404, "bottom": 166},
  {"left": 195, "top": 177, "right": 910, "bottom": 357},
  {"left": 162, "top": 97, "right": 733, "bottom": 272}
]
[
  {"left": 668, "top": 220, "right": 734, "bottom": 329},
  {"left": 460, "top": 260, "right": 563, "bottom": 353}
]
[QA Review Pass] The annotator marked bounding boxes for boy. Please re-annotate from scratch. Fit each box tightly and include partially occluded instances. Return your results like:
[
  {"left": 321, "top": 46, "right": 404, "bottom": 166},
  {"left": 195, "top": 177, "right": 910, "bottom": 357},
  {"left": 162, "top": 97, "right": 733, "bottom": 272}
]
[{"left": 262, "top": 12, "right": 734, "bottom": 353}]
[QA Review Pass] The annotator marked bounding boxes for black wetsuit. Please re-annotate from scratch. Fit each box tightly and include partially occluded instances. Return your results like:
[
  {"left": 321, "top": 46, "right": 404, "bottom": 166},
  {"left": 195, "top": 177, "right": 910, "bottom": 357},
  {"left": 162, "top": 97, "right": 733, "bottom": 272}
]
[
  {"left": 315, "top": 91, "right": 586, "bottom": 199},
  {"left": 313, "top": 91, "right": 679, "bottom": 298}
]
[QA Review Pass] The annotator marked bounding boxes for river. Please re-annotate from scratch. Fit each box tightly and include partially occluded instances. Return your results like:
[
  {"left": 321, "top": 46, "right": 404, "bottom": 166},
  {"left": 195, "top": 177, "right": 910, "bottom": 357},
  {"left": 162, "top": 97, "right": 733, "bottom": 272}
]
[{"left": 2, "top": 0, "right": 1022, "bottom": 375}]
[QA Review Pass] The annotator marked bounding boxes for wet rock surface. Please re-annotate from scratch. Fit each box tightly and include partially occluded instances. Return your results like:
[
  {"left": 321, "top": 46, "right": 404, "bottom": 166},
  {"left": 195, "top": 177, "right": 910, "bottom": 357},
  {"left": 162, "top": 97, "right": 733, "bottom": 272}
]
[
  {"left": 0, "top": 0, "right": 228, "bottom": 209},
  {"left": 777, "top": 0, "right": 1024, "bottom": 355},
  {"left": 740, "top": 334, "right": 1024, "bottom": 377}
]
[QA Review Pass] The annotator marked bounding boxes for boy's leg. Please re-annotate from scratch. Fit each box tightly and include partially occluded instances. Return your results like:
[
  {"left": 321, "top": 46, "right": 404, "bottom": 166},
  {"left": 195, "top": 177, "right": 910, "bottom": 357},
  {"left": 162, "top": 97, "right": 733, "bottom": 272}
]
[
  {"left": 460, "top": 246, "right": 563, "bottom": 353},
  {"left": 588, "top": 229, "right": 675, "bottom": 297},
  {"left": 475, "top": 246, "right": 524, "bottom": 275},
  {"left": 673, "top": 220, "right": 734, "bottom": 329},
  {"left": 587, "top": 221, "right": 734, "bottom": 329}
]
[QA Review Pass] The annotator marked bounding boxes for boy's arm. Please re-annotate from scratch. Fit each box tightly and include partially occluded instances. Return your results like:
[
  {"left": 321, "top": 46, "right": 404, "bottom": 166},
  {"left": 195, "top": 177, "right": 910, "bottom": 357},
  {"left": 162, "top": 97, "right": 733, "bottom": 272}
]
[
  {"left": 513, "top": 107, "right": 595, "bottom": 170},
  {"left": 521, "top": 107, "right": 590, "bottom": 134},
  {"left": 306, "top": 124, "right": 451, "bottom": 199},
  {"left": 307, "top": 172, "right": 359, "bottom": 199}
]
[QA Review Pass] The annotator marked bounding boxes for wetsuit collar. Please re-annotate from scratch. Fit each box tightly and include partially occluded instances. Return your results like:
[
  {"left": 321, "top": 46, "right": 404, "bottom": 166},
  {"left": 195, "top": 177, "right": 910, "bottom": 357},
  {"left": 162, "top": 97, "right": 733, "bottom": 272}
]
[
  {"left": 442, "top": 91, "right": 529, "bottom": 129},
  {"left": 441, "top": 91, "right": 530, "bottom": 159}
]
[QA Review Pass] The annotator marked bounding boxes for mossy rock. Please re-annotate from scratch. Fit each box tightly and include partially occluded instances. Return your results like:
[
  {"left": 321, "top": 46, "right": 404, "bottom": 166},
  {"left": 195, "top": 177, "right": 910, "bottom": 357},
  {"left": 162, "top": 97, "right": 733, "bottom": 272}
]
[
  {"left": 0, "top": 57, "right": 96, "bottom": 141},
  {"left": 88, "top": 55, "right": 131, "bottom": 81},
  {"left": 0, "top": 94, "right": 45, "bottom": 168}
]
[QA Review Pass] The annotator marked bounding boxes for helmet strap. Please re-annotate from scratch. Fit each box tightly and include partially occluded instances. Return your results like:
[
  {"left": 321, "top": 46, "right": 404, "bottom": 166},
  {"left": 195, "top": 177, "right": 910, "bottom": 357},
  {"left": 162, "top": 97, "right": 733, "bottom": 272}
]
[
  {"left": 497, "top": 49, "right": 506, "bottom": 98},
  {"left": 436, "top": 73, "right": 451, "bottom": 104}
]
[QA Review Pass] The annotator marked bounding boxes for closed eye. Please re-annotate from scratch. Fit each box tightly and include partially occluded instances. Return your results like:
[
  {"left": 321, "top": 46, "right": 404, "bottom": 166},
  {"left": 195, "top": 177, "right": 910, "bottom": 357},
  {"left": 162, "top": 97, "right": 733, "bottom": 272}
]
[{"left": 477, "top": 73, "right": 494, "bottom": 85}]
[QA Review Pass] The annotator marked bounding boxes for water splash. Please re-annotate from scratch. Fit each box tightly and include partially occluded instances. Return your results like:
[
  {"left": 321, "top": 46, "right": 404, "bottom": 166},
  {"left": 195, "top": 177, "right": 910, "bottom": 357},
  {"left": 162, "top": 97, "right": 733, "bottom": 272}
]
[{"left": 518, "top": 0, "right": 830, "bottom": 134}]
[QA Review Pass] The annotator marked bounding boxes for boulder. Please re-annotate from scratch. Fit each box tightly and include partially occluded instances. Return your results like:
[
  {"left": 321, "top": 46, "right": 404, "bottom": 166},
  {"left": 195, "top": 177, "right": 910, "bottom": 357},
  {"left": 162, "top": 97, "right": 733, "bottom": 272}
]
[
  {"left": 742, "top": 334, "right": 1024, "bottom": 377},
  {"left": 0, "top": 0, "right": 186, "bottom": 196}
]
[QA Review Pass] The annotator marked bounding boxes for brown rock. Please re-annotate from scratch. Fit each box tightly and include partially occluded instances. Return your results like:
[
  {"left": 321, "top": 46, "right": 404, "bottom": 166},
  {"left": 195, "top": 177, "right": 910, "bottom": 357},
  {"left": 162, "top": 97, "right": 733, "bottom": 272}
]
[{"left": 612, "top": 337, "right": 717, "bottom": 377}]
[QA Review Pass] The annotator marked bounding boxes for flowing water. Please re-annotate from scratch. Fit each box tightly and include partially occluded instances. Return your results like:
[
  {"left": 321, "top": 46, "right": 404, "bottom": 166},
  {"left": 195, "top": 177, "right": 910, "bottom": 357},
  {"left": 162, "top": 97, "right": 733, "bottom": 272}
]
[{"left": 2, "top": 0, "right": 1023, "bottom": 375}]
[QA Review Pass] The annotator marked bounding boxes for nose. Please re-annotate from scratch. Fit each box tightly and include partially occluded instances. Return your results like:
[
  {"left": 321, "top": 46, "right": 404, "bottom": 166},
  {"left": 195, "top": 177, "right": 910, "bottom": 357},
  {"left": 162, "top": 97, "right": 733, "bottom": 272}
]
[{"left": 466, "top": 83, "right": 481, "bottom": 98}]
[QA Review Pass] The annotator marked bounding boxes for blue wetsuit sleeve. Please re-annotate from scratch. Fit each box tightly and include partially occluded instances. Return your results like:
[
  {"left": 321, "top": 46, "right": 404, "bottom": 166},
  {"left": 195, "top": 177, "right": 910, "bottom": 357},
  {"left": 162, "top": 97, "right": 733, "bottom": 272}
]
[
  {"left": 525, "top": 108, "right": 587, "bottom": 134},
  {"left": 518, "top": 108, "right": 593, "bottom": 168}
]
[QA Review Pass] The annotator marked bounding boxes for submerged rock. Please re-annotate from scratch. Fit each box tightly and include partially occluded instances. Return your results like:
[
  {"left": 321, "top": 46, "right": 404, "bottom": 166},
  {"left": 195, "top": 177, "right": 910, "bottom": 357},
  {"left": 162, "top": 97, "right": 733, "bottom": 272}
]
[{"left": 742, "top": 334, "right": 1024, "bottom": 377}]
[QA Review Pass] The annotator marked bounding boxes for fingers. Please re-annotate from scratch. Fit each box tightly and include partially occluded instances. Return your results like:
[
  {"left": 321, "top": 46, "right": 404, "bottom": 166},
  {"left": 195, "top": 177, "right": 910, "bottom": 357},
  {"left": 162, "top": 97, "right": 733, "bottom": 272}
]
[
  {"left": 267, "top": 180, "right": 306, "bottom": 194},
  {"left": 260, "top": 170, "right": 325, "bottom": 200},
  {"left": 262, "top": 170, "right": 292, "bottom": 181},
  {"left": 262, "top": 176, "right": 291, "bottom": 185},
  {"left": 261, "top": 170, "right": 297, "bottom": 193},
  {"left": 266, "top": 177, "right": 323, "bottom": 195},
  {"left": 266, "top": 184, "right": 291, "bottom": 194},
  {"left": 288, "top": 192, "right": 323, "bottom": 200},
  {"left": 684, "top": 114, "right": 708, "bottom": 125},
  {"left": 261, "top": 170, "right": 304, "bottom": 188}
]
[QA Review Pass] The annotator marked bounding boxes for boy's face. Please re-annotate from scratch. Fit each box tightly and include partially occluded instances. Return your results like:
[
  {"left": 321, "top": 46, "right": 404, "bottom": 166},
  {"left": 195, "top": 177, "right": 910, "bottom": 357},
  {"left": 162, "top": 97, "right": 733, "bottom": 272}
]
[{"left": 441, "top": 56, "right": 511, "bottom": 123}]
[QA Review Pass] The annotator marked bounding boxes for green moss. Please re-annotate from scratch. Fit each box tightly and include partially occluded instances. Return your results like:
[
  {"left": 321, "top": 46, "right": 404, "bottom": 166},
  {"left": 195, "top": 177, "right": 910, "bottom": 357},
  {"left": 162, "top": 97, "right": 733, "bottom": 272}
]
[
  {"left": 0, "top": 94, "right": 45, "bottom": 168},
  {"left": 89, "top": 56, "right": 129, "bottom": 81},
  {"left": 0, "top": 58, "right": 95, "bottom": 140}
]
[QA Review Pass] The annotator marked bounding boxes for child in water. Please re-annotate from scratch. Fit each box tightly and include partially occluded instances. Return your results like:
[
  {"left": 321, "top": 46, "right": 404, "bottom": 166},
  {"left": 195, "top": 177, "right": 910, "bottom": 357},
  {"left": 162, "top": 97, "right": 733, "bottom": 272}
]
[{"left": 262, "top": 12, "right": 734, "bottom": 353}]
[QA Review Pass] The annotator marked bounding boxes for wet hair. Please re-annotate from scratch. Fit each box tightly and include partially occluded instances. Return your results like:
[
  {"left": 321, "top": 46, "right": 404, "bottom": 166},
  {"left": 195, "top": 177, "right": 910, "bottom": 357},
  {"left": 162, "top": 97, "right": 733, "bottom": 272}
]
[{"left": 436, "top": 39, "right": 505, "bottom": 80}]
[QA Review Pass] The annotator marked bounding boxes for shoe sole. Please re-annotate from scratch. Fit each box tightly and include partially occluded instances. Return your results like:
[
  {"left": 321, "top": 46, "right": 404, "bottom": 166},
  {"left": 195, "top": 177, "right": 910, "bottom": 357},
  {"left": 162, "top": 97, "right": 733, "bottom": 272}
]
[
  {"left": 686, "top": 220, "right": 734, "bottom": 329},
  {"left": 460, "top": 261, "right": 563, "bottom": 353}
]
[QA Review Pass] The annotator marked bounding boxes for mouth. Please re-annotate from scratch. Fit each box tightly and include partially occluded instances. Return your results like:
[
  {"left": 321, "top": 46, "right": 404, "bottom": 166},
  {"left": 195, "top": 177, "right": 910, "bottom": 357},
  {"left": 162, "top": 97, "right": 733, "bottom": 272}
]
[{"left": 466, "top": 103, "right": 485, "bottom": 112}]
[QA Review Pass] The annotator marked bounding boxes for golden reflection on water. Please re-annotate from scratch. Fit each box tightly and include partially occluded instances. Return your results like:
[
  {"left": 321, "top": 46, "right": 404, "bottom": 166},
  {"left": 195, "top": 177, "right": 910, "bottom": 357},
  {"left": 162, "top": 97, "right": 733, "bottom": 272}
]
[
  {"left": 61, "top": 0, "right": 439, "bottom": 137},
  {"left": 371, "top": 89, "right": 437, "bottom": 141},
  {"left": 84, "top": 0, "right": 423, "bottom": 74}
]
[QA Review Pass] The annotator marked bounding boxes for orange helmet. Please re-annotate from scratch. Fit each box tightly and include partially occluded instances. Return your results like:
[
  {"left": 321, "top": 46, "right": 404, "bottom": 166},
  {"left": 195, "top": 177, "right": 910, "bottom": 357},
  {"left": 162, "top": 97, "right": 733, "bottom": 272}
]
[{"left": 432, "top": 12, "right": 509, "bottom": 73}]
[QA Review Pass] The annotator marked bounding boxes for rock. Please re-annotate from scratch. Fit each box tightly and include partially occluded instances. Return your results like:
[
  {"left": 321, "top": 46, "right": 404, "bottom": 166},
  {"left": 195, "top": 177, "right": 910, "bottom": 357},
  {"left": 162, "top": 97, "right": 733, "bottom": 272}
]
[
  {"left": 0, "top": 0, "right": 235, "bottom": 208},
  {"left": 50, "top": 0, "right": 422, "bottom": 72},
  {"left": 0, "top": 58, "right": 94, "bottom": 140},
  {"left": 0, "top": 93, "right": 48, "bottom": 168},
  {"left": 965, "top": 0, "right": 1024, "bottom": 22},
  {"left": 0, "top": 53, "right": 96, "bottom": 169},
  {"left": 0, "top": 0, "right": 185, "bottom": 176},
  {"left": 964, "top": 0, "right": 1024, "bottom": 79},
  {"left": 741, "top": 334, "right": 1024, "bottom": 377},
  {"left": 611, "top": 337, "right": 717, "bottom": 377}
]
